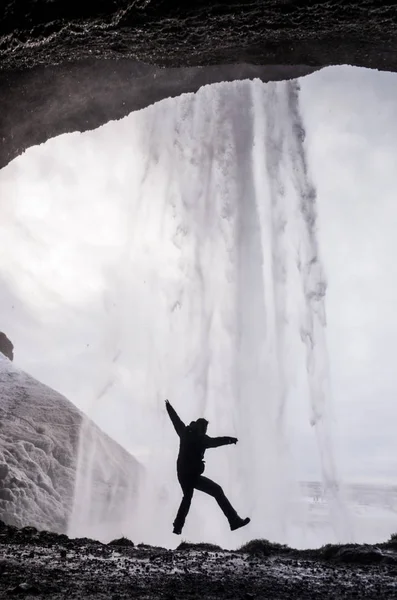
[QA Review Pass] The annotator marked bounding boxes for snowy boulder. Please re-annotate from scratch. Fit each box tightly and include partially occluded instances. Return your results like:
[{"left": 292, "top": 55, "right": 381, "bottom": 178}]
[
  {"left": 0, "top": 354, "right": 142, "bottom": 539},
  {"left": 0, "top": 332, "right": 13, "bottom": 361}
]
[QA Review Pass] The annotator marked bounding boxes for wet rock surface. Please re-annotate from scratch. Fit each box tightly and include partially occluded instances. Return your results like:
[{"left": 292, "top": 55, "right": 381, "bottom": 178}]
[
  {"left": 1, "top": 1, "right": 397, "bottom": 170},
  {"left": 0, "top": 521, "right": 396, "bottom": 599},
  {"left": 0, "top": 60, "right": 318, "bottom": 171},
  {"left": 0, "top": 334, "right": 13, "bottom": 362},
  {"left": 1, "top": 1, "right": 397, "bottom": 72}
]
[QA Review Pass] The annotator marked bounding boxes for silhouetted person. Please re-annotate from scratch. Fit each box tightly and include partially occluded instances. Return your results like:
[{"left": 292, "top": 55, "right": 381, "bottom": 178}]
[{"left": 165, "top": 399, "right": 250, "bottom": 535}]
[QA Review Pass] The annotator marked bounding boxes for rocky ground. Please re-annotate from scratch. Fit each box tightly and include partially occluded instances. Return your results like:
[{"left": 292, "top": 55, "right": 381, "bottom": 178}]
[{"left": 1, "top": 521, "right": 397, "bottom": 599}]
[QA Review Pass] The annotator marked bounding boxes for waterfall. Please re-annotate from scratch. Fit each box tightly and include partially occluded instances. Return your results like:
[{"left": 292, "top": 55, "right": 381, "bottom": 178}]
[{"left": 0, "top": 76, "right": 346, "bottom": 548}]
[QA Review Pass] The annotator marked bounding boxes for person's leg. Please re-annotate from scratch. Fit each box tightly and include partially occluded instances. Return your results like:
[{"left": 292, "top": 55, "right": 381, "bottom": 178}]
[
  {"left": 173, "top": 483, "right": 194, "bottom": 534},
  {"left": 195, "top": 476, "right": 250, "bottom": 530},
  {"left": 194, "top": 476, "right": 240, "bottom": 526}
]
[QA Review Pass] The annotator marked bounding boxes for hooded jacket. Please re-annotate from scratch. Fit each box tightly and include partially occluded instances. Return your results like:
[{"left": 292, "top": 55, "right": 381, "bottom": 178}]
[{"left": 166, "top": 401, "right": 236, "bottom": 482}]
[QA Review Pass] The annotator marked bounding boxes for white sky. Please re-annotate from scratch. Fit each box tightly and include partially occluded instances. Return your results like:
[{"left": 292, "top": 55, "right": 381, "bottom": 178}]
[
  {"left": 1, "top": 65, "right": 397, "bottom": 490},
  {"left": 300, "top": 66, "right": 397, "bottom": 483}
]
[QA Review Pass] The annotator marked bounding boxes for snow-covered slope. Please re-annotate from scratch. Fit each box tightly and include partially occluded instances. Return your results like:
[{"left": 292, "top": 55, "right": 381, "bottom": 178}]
[{"left": 0, "top": 353, "right": 142, "bottom": 538}]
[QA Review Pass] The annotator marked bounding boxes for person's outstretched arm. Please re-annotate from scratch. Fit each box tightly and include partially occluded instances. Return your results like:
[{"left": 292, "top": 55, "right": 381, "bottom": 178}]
[
  {"left": 205, "top": 435, "right": 237, "bottom": 448},
  {"left": 165, "top": 399, "right": 185, "bottom": 437}
]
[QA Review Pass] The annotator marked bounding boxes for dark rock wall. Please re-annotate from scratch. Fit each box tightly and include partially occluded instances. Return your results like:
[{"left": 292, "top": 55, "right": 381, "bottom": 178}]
[
  {"left": 0, "top": 333, "right": 13, "bottom": 361},
  {"left": 1, "top": 1, "right": 396, "bottom": 168},
  {"left": 1, "top": 1, "right": 396, "bottom": 71},
  {"left": 0, "top": 61, "right": 319, "bottom": 170}
]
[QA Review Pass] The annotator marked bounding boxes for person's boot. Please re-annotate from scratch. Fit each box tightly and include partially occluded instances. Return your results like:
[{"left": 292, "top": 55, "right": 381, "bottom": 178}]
[
  {"left": 173, "top": 522, "right": 182, "bottom": 535},
  {"left": 230, "top": 516, "right": 250, "bottom": 531}
]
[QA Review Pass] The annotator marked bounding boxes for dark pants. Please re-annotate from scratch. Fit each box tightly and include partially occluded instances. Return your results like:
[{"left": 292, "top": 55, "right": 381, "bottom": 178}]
[{"left": 174, "top": 475, "right": 238, "bottom": 531}]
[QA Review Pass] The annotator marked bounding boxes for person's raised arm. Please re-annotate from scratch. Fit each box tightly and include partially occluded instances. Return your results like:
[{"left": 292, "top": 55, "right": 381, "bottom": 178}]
[
  {"left": 205, "top": 435, "right": 237, "bottom": 449},
  {"left": 165, "top": 399, "right": 185, "bottom": 437}
]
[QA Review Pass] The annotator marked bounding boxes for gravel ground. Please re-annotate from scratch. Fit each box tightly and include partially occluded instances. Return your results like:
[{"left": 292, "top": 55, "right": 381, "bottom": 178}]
[{"left": 1, "top": 522, "right": 397, "bottom": 599}]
